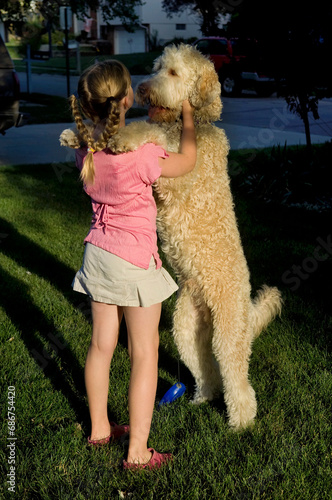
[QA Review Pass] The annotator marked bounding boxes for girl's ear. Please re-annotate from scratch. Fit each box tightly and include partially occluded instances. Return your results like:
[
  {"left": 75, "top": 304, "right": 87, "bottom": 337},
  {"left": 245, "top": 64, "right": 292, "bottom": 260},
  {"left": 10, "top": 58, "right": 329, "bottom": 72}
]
[
  {"left": 122, "top": 87, "right": 133, "bottom": 111},
  {"left": 120, "top": 95, "right": 129, "bottom": 112}
]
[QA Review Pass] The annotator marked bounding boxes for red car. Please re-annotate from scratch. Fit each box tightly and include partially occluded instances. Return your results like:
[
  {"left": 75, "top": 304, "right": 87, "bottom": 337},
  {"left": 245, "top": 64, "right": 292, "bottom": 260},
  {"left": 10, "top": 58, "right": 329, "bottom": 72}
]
[{"left": 193, "top": 37, "right": 275, "bottom": 97}]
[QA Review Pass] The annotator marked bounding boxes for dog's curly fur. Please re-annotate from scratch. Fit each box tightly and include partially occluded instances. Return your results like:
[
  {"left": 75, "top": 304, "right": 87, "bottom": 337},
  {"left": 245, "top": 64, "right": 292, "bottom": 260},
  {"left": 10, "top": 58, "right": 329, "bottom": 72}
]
[
  {"left": 60, "top": 44, "right": 282, "bottom": 429},
  {"left": 136, "top": 44, "right": 282, "bottom": 429}
]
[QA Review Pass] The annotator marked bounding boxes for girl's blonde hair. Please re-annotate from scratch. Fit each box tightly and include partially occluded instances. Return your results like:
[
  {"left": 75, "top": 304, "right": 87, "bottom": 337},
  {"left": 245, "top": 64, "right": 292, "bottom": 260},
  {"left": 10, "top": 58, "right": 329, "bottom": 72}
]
[{"left": 69, "top": 59, "right": 131, "bottom": 184}]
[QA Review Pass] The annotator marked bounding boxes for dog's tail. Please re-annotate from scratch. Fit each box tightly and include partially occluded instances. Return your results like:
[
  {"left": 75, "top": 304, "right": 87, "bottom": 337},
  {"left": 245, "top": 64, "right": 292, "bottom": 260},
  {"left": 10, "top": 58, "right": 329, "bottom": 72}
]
[{"left": 251, "top": 285, "right": 282, "bottom": 340}]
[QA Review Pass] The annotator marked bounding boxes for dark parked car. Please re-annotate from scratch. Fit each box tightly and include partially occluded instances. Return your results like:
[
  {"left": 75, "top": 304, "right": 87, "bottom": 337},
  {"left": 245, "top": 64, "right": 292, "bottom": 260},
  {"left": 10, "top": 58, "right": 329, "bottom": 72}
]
[
  {"left": 193, "top": 37, "right": 275, "bottom": 97},
  {"left": 0, "top": 34, "right": 23, "bottom": 134}
]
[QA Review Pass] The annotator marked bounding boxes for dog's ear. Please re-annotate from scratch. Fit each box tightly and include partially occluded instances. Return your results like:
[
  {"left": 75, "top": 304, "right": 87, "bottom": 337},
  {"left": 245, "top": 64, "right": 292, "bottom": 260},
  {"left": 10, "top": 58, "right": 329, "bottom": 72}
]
[
  {"left": 59, "top": 128, "right": 81, "bottom": 148},
  {"left": 189, "top": 60, "right": 222, "bottom": 122},
  {"left": 190, "top": 61, "right": 221, "bottom": 109}
]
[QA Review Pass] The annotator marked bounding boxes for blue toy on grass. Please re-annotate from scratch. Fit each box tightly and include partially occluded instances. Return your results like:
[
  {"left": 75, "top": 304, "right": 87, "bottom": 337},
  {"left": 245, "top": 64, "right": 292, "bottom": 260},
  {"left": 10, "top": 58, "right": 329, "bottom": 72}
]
[{"left": 158, "top": 382, "right": 186, "bottom": 407}]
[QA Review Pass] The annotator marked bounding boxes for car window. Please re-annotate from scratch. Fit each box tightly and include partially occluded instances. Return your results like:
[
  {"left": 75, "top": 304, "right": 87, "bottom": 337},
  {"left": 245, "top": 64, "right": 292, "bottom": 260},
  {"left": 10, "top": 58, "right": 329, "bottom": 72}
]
[
  {"left": 196, "top": 39, "right": 228, "bottom": 56},
  {"left": 213, "top": 39, "right": 228, "bottom": 55},
  {"left": 195, "top": 40, "right": 210, "bottom": 55}
]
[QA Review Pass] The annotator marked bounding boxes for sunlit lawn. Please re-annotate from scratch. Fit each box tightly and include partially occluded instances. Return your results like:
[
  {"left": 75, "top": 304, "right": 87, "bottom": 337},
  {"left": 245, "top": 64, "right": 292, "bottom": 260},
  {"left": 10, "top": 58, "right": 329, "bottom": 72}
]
[
  {"left": 11, "top": 49, "right": 161, "bottom": 76},
  {"left": 0, "top": 156, "right": 331, "bottom": 499}
]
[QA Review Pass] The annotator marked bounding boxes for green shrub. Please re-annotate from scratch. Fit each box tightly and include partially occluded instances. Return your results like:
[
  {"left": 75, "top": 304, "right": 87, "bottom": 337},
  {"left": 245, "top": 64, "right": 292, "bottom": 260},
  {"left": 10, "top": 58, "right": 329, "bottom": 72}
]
[
  {"left": 40, "top": 30, "right": 67, "bottom": 47},
  {"left": 231, "top": 141, "right": 332, "bottom": 211},
  {"left": 18, "top": 16, "right": 44, "bottom": 55}
]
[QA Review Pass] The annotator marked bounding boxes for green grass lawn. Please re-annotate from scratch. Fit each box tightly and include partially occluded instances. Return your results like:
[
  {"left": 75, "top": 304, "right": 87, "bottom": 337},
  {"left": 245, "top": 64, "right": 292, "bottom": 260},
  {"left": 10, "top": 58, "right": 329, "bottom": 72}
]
[
  {"left": 0, "top": 159, "right": 331, "bottom": 499},
  {"left": 11, "top": 50, "right": 161, "bottom": 76}
]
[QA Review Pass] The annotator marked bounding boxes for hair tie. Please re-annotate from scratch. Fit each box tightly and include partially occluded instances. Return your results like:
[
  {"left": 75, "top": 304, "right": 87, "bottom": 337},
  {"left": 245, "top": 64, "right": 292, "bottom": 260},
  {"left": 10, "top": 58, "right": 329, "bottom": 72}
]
[
  {"left": 87, "top": 146, "right": 96, "bottom": 153},
  {"left": 106, "top": 96, "right": 116, "bottom": 104}
]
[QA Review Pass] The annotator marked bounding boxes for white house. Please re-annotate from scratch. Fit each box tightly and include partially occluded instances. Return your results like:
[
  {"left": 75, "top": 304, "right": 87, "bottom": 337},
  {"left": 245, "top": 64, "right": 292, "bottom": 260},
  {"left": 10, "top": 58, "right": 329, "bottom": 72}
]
[
  {"left": 73, "top": 0, "right": 203, "bottom": 55},
  {"left": 139, "top": 1, "right": 202, "bottom": 45}
]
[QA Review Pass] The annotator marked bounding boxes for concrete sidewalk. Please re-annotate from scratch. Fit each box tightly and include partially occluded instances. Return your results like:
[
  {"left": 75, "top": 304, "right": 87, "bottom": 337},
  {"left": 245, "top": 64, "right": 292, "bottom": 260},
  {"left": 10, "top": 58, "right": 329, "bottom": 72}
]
[
  {"left": 0, "top": 70, "right": 330, "bottom": 166},
  {"left": 1, "top": 118, "right": 330, "bottom": 167}
]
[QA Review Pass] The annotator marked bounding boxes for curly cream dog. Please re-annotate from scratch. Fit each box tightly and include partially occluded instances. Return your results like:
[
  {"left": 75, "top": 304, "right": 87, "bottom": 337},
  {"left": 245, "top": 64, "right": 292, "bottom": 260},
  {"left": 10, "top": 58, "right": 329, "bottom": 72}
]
[
  {"left": 60, "top": 45, "right": 282, "bottom": 429},
  {"left": 135, "top": 44, "right": 282, "bottom": 429}
]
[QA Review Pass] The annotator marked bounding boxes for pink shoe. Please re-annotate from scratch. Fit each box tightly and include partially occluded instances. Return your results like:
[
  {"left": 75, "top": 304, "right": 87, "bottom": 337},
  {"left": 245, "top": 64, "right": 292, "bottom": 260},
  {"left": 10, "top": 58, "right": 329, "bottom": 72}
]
[
  {"left": 110, "top": 421, "right": 130, "bottom": 441},
  {"left": 123, "top": 448, "right": 173, "bottom": 470},
  {"left": 87, "top": 421, "right": 129, "bottom": 446}
]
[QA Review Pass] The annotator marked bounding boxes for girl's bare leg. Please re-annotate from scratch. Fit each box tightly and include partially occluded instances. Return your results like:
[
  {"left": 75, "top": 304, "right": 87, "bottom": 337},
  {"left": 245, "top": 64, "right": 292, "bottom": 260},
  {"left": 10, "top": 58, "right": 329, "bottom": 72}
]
[
  {"left": 124, "top": 303, "right": 161, "bottom": 464},
  {"left": 85, "top": 300, "right": 123, "bottom": 440}
]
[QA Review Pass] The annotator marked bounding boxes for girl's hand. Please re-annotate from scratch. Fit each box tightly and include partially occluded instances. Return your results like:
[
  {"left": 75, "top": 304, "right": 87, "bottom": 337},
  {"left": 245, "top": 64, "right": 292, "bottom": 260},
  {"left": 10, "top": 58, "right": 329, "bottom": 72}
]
[{"left": 182, "top": 99, "right": 194, "bottom": 114}]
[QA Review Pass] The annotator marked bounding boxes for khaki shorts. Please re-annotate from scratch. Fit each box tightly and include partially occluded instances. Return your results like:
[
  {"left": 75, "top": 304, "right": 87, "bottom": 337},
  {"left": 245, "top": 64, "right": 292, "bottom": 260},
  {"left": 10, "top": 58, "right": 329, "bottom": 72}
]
[{"left": 72, "top": 243, "right": 178, "bottom": 307}]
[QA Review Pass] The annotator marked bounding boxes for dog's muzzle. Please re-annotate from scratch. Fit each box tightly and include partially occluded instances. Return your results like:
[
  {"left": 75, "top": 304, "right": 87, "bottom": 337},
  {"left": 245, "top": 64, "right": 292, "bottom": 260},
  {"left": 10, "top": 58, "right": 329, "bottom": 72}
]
[{"left": 136, "top": 82, "right": 150, "bottom": 103}]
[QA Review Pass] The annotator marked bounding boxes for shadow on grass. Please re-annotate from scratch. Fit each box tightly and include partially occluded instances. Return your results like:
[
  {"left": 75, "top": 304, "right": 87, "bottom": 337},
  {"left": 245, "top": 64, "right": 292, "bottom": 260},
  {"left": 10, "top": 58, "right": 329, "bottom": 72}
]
[
  {"left": 0, "top": 217, "right": 93, "bottom": 428},
  {"left": 115, "top": 302, "right": 196, "bottom": 402},
  {"left": 0, "top": 210, "right": 195, "bottom": 425},
  {"left": 1, "top": 161, "right": 331, "bottom": 435}
]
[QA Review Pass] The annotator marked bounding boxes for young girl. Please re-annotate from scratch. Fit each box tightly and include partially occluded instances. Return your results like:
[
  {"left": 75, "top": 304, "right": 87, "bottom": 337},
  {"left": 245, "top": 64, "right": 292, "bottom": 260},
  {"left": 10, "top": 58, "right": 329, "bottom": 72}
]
[{"left": 69, "top": 59, "right": 196, "bottom": 469}]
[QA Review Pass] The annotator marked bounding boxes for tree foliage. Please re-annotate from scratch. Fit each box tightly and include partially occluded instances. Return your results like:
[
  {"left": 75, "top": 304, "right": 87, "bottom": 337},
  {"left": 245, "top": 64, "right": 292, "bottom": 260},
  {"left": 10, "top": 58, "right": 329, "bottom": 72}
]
[
  {"left": 69, "top": 0, "right": 143, "bottom": 29},
  {"left": 164, "top": 0, "right": 332, "bottom": 147},
  {"left": 0, "top": 0, "right": 33, "bottom": 24},
  {"left": 0, "top": 0, "right": 143, "bottom": 30},
  {"left": 226, "top": 0, "right": 332, "bottom": 148},
  {"left": 162, "top": 0, "right": 227, "bottom": 36}
]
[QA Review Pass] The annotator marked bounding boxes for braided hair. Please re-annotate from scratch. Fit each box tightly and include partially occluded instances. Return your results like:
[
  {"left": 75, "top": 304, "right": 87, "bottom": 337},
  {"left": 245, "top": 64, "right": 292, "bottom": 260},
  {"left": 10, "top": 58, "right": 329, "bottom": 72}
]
[{"left": 70, "top": 60, "right": 131, "bottom": 184}]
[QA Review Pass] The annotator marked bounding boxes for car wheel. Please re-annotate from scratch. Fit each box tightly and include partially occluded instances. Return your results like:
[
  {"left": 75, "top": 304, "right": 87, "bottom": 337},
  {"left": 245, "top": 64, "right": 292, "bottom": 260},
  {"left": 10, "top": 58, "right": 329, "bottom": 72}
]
[{"left": 220, "top": 73, "right": 240, "bottom": 97}]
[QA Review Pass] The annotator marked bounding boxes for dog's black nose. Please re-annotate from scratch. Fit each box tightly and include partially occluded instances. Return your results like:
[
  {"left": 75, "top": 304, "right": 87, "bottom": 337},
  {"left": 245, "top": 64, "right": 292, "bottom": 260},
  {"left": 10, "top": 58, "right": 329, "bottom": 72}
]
[{"left": 137, "top": 83, "right": 147, "bottom": 96}]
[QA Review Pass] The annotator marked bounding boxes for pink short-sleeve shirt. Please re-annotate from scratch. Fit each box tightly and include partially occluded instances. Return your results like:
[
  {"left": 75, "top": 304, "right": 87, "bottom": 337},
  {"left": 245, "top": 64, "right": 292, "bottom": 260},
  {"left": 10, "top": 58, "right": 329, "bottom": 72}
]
[{"left": 75, "top": 142, "right": 168, "bottom": 269}]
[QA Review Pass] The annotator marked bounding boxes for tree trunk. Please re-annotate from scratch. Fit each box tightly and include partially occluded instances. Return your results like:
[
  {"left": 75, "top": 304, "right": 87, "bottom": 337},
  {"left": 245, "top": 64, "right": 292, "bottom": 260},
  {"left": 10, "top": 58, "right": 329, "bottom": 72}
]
[{"left": 299, "top": 95, "right": 312, "bottom": 153}]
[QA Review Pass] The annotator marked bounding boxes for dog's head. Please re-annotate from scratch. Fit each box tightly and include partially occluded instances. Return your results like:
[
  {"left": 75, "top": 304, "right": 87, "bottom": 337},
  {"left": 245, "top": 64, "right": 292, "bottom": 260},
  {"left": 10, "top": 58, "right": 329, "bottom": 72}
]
[{"left": 135, "top": 44, "right": 222, "bottom": 123}]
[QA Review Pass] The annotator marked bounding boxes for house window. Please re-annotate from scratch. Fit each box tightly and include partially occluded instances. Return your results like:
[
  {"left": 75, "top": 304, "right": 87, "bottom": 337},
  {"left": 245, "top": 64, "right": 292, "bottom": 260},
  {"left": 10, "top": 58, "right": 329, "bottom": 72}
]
[{"left": 176, "top": 24, "right": 186, "bottom": 30}]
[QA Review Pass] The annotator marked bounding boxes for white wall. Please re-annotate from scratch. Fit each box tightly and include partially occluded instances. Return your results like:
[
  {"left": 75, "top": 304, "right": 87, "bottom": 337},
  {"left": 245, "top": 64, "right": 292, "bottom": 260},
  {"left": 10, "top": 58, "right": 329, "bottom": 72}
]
[
  {"left": 96, "top": 0, "right": 203, "bottom": 46},
  {"left": 73, "top": 0, "right": 204, "bottom": 54},
  {"left": 142, "top": 1, "right": 202, "bottom": 44},
  {"left": 114, "top": 28, "right": 146, "bottom": 54}
]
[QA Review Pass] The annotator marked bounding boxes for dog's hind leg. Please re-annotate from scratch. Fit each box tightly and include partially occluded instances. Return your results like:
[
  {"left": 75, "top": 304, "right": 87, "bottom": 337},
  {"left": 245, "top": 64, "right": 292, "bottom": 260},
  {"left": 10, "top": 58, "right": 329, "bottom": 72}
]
[
  {"left": 210, "top": 299, "right": 257, "bottom": 430},
  {"left": 173, "top": 280, "right": 223, "bottom": 403}
]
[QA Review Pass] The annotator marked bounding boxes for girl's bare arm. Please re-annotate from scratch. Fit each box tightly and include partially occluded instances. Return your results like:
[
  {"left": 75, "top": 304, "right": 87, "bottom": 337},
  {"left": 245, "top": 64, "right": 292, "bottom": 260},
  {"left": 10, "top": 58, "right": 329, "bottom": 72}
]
[{"left": 158, "top": 100, "right": 197, "bottom": 178}]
